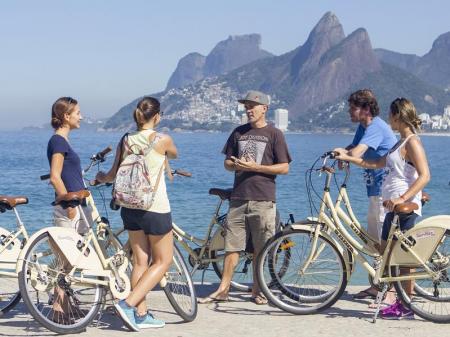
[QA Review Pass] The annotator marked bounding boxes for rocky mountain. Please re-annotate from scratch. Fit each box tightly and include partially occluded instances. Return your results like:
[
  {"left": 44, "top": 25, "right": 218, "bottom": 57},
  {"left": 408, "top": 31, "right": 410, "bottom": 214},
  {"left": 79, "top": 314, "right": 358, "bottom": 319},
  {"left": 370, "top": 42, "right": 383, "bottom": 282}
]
[
  {"left": 375, "top": 32, "right": 450, "bottom": 90},
  {"left": 166, "top": 34, "right": 273, "bottom": 90},
  {"left": 166, "top": 53, "right": 206, "bottom": 90},
  {"left": 105, "top": 12, "right": 450, "bottom": 131},
  {"left": 374, "top": 49, "right": 420, "bottom": 72}
]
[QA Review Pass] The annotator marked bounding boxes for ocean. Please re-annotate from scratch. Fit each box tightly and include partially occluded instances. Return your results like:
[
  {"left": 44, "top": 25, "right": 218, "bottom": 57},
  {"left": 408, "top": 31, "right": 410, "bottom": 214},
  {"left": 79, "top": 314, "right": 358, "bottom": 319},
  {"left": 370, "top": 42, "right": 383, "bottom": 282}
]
[{"left": 1, "top": 130, "right": 450, "bottom": 284}]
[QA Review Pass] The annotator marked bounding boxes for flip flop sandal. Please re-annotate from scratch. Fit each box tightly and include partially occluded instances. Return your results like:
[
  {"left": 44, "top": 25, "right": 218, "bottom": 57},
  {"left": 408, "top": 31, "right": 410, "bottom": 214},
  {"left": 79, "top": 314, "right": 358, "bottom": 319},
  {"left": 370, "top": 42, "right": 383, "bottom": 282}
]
[
  {"left": 251, "top": 294, "right": 268, "bottom": 305},
  {"left": 352, "top": 289, "right": 377, "bottom": 299},
  {"left": 198, "top": 296, "right": 229, "bottom": 304}
]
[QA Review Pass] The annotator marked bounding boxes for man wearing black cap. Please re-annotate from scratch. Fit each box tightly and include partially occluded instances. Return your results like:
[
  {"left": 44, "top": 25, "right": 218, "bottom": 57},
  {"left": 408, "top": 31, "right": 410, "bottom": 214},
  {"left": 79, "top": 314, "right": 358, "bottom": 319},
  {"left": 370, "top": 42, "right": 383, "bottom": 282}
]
[{"left": 199, "top": 90, "right": 291, "bottom": 305}]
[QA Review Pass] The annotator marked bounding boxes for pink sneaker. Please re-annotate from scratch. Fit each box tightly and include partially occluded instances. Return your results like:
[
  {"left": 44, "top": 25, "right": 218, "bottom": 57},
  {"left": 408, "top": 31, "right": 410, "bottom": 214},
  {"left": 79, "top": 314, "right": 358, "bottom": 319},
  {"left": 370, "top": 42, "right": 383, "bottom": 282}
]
[{"left": 380, "top": 299, "right": 414, "bottom": 320}]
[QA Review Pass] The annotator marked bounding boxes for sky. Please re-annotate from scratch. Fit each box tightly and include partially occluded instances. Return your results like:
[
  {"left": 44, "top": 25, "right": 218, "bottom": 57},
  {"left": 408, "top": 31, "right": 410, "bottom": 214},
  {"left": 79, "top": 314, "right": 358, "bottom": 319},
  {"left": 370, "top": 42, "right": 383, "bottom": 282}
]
[{"left": 1, "top": 0, "right": 449, "bottom": 130}]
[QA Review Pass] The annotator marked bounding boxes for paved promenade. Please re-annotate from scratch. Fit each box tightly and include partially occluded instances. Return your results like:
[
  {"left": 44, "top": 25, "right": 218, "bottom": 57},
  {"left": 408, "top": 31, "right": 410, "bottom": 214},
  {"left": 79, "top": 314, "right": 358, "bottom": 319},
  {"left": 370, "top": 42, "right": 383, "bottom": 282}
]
[{"left": 0, "top": 284, "right": 448, "bottom": 337}]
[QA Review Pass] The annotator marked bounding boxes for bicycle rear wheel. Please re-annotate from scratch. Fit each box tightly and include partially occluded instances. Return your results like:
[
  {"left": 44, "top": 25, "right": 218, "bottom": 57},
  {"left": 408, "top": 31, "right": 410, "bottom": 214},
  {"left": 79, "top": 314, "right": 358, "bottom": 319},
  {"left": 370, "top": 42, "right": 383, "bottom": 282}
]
[
  {"left": 392, "top": 231, "right": 450, "bottom": 323},
  {"left": 0, "top": 229, "right": 22, "bottom": 314},
  {"left": 0, "top": 276, "right": 21, "bottom": 315},
  {"left": 257, "top": 228, "right": 347, "bottom": 314},
  {"left": 163, "top": 244, "right": 197, "bottom": 322},
  {"left": 212, "top": 250, "right": 253, "bottom": 292},
  {"left": 18, "top": 231, "right": 104, "bottom": 334}
]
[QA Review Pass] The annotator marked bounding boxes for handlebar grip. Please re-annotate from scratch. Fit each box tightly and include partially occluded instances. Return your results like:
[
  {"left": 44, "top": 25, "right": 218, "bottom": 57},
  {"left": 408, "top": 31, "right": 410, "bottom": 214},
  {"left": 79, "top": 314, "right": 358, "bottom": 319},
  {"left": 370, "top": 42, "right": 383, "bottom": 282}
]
[
  {"left": 98, "top": 146, "right": 112, "bottom": 157},
  {"left": 93, "top": 146, "right": 112, "bottom": 161},
  {"left": 40, "top": 174, "right": 50, "bottom": 181},
  {"left": 322, "top": 151, "right": 338, "bottom": 159},
  {"left": 173, "top": 169, "right": 192, "bottom": 177}
]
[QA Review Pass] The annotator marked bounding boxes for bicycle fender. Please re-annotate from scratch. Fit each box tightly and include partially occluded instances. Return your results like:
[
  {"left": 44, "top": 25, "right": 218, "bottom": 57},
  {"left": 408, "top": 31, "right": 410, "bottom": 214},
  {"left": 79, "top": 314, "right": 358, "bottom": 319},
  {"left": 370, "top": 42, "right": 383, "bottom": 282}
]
[
  {"left": 16, "top": 227, "right": 103, "bottom": 274},
  {"left": 290, "top": 223, "right": 352, "bottom": 279}
]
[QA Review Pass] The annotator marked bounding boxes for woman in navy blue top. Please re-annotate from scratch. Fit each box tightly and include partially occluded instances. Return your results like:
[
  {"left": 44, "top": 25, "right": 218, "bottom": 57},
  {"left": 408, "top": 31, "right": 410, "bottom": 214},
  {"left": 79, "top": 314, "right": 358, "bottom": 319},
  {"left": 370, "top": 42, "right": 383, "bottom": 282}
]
[{"left": 46, "top": 97, "right": 88, "bottom": 323}]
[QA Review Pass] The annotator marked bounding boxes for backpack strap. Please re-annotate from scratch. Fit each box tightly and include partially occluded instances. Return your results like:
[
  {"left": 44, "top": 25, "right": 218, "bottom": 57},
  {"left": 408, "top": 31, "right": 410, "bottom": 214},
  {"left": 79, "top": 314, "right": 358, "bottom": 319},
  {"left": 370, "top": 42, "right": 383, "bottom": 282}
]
[{"left": 116, "top": 132, "right": 129, "bottom": 174}]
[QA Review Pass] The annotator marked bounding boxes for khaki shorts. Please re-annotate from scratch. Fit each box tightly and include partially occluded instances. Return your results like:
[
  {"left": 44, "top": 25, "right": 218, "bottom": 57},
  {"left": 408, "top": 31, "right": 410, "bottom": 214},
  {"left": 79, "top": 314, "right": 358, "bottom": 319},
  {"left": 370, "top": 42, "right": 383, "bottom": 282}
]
[
  {"left": 225, "top": 200, "right": 276, "bottom": 253},
  {"left": 53, "top": 204, "right": 93, "bottom": 235}
]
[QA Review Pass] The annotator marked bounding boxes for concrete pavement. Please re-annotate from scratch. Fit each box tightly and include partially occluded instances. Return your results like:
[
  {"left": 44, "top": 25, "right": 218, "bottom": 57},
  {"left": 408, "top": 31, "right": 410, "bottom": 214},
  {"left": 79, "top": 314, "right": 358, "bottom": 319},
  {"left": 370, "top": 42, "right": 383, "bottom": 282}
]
[{"left": 0, "top": 284, "right": 448, "bottom": 337}]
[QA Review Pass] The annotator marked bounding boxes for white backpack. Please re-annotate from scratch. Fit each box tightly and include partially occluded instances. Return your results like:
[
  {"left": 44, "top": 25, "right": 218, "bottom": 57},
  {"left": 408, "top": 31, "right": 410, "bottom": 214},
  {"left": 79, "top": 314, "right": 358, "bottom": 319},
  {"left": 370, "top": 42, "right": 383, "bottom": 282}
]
[{"left": 112, "top": 133, "right": 164, "bottom": 210}]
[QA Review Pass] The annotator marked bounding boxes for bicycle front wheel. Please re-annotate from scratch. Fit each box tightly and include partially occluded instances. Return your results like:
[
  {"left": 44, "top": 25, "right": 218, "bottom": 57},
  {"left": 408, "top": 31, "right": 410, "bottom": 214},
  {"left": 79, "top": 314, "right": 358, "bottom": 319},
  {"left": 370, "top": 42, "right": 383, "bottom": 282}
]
[
  {"left": 257, "top": 228, "right": 347, "bottom": 315},
  {"left": 18, "top": 231, "right": 104, "bottom": 334},
  {"left": 212, "top": 250, "right": 253, "bottom": 292},
  {"left": 392, "top": 230, "right": 450, "bottom": 323},
  {"left": 163, "top": 244, "right": 197, "bottom": 322}
]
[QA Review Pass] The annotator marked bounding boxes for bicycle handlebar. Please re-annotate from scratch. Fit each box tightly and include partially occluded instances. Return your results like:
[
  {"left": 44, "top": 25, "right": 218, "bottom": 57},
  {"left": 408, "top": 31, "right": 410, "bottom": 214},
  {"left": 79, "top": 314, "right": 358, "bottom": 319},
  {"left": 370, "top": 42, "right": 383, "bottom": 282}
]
[{"left": 92, "top": 146, "right": 112, "bottom": 162}]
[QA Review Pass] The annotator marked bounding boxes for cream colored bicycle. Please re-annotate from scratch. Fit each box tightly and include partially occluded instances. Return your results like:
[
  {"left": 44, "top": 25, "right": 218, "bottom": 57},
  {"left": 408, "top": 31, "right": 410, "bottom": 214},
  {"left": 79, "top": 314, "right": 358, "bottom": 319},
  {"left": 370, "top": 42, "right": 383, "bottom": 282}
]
[{"left": 257, "top": 151, "right": 450, "bottom": 323}]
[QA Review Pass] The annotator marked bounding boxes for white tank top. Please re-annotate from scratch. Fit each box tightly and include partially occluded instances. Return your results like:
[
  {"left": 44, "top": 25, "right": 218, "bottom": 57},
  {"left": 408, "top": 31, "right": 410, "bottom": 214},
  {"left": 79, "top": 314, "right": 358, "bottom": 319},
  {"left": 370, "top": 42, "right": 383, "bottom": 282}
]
[
  {"left": 381, "top": 134, "right": 421, "bottom": 215},
  {"left": 122, "top": 129, "right": 170, "bottom": 213}
]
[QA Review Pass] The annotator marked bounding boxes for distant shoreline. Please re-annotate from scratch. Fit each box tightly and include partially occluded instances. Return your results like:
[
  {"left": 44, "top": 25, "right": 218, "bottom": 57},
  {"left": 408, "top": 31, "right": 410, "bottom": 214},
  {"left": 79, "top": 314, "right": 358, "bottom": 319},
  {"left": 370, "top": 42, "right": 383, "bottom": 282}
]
[{"left": 14, "top": 127, "right": 450, "bottom": 137}]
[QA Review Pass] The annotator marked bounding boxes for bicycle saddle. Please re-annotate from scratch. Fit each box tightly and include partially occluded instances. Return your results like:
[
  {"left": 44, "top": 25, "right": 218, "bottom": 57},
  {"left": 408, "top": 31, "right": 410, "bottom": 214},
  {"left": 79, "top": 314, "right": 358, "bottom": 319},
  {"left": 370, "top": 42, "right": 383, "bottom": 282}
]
[
  {"left": 209, "top": 188, "right": 232, "bottom": 200},
  {"left": 0, "top": 195, "right": 29, "bottom": 209},
  {"left": 52, "top": 190, "right": 90, "bottom": 207},
  {"left": 383, "top": 201, "right": 418, "bottom": 214}
]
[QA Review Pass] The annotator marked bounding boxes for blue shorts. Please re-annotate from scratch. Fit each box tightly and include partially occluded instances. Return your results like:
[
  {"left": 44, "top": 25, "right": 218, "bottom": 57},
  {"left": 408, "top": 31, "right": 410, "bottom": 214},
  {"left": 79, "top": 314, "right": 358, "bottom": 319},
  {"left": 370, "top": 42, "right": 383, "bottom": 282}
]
[
  {"left": 121, "top": 207, "right": 172, "bottom": 236},
  {"left": 381, "top": 211, "right": 418, "bottom": 241}
]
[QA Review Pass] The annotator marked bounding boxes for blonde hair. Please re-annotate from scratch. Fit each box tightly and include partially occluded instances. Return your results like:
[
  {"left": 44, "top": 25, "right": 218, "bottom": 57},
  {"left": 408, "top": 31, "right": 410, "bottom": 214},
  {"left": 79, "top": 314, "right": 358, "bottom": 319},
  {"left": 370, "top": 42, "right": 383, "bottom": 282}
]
[
  {"left": 390, "top": 98, "right": 422, "bottom": 133},
  {"left": 133, "top": 97, "right": 161, "bottom": 130}
]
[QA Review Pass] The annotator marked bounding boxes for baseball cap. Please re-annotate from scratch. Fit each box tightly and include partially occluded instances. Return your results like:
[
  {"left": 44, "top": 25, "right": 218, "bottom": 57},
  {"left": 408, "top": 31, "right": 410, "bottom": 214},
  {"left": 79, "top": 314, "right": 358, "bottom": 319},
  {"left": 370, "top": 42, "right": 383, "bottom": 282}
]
[{"left": 238, "top": 90, "right": 270, "bottom": 106}]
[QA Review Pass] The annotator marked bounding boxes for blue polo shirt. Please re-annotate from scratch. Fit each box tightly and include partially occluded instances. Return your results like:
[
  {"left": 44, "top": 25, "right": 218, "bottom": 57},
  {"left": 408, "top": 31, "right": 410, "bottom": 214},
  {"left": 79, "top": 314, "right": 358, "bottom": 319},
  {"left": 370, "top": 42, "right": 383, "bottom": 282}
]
[
  {"left": 351, "top": 117, "right": 397, "bottom": 197},
  {"left": 47, "top": 135, "right": 85, "bottom": 192}
]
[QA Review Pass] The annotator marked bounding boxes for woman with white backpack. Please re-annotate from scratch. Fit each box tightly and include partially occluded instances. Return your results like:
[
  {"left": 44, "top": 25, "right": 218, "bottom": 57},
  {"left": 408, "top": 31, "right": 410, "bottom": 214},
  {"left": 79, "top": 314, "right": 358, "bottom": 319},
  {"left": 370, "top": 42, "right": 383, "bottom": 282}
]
[{"left": 95, "top": 96, "right": 178, "bottom": 331}]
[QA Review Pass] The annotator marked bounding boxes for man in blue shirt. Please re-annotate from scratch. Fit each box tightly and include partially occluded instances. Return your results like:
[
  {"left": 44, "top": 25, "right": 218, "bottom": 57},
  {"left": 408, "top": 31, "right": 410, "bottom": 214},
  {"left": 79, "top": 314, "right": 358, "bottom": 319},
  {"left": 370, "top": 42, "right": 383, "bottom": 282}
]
[{"left": 343, "top": 89, "right": 397, "bottom": 299}]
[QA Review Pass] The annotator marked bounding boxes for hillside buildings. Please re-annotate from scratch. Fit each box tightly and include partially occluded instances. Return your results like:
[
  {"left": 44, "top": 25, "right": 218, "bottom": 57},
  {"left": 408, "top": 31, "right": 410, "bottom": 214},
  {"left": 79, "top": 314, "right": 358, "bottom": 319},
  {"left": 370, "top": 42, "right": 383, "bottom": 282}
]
[{"left": 419, "top": 105, "right": 450, "bottom": 130}]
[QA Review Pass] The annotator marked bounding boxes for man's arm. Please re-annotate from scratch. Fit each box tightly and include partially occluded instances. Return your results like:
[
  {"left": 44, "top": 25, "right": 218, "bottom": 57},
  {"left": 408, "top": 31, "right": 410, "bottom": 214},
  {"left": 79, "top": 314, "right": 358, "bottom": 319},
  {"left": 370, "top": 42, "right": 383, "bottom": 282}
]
[
  {"left": 231, "top": 156, "right": 289, "bottom": 175},
  {"left": 347, "top": 143, "right": 369, "bottom": 158}
]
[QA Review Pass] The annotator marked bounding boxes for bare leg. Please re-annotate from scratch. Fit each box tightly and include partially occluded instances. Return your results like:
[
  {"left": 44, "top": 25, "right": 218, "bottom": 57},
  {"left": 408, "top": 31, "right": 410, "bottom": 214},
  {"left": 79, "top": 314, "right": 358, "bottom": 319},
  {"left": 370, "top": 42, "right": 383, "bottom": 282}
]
[
  {"left": 127, "top": 230, "right": 150, "bottom": 316},
  {"left": 125, "top": 231, "right": 173, "bottom": 307},
  {"left": 201, "top": 252, "right": 239, "bottom": 301}
]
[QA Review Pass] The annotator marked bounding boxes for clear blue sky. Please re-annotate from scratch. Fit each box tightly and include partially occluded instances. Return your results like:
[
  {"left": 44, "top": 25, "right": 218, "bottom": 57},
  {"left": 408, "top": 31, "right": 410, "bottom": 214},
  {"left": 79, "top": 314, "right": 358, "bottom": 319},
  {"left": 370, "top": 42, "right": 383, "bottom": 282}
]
[{"left": 1, "top": 0, "right": 449, "bottom": 130}]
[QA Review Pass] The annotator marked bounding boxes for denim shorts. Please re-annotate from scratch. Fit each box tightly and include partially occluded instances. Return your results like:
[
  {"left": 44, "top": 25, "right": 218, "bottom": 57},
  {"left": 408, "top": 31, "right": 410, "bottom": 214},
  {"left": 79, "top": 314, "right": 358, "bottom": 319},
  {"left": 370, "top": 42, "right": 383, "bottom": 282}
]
[
  {"left": 381, "top": 211, "right": 418, "bottom": 241},
  {"left": 120, "top": 207, "right": 172, "bottom": 236}
]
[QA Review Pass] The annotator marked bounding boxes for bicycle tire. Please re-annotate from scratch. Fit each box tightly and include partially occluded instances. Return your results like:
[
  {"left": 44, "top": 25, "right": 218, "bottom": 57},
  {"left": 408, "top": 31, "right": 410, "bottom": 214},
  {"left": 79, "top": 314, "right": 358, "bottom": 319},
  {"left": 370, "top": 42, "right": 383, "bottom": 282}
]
[
  {"left": 0, "top": 229, "right": 22, "bottom": 315},
  {"left": 0, "top": 290, "right": 21, "bottom": 315},
  {"left": 162, "top": 244, "right": 198, "bottom": 322},
  {"left": 257, "top": 228, "right": 347, "bottom": 315},
  {"left": 18, "top": 231, "right": 104, "bottom": 334}
]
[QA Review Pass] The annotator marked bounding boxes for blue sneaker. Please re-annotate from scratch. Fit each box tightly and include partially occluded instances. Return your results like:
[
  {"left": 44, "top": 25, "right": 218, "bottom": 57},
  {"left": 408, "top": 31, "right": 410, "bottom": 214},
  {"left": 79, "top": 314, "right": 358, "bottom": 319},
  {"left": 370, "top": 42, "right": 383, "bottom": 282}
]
[
  {"left": 114, "top": 300, "right": 139, "bottom": 331},
  {"left": 134, "top": 311, "right": 165, "bottom": 329}
]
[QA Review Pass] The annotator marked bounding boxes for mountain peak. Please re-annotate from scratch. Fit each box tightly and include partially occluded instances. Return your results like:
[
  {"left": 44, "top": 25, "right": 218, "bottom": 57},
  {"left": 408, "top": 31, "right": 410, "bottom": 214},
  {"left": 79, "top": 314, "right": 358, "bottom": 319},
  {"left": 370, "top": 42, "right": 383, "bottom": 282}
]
[
  {"left": 291, "top": 12, "right": 345, "bottom": 78},
  {"left": 203, "top": 33, "right": 273, "bottom": 77},
  {"left": 311, "top": 12, "right": 342, "bottom": 35}
]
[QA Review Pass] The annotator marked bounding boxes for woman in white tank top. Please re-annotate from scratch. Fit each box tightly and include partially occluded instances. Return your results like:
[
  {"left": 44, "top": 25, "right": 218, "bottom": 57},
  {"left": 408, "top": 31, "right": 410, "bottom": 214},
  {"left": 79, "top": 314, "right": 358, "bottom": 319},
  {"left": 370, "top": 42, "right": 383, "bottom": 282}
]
[
  {"left": 95, "top": 97, "right": 178, "bottom": 330},
  {"left": 334, "top": 98, "right": 430, "bottom": 319}
]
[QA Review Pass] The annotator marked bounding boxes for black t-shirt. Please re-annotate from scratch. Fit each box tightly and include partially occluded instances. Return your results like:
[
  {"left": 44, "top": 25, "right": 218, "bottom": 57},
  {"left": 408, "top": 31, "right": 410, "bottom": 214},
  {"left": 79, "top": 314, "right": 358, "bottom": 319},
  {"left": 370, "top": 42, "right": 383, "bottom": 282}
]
[
  {"left": 222, "top": 123, "right": 292, "bottom": 201},
  {"left": 47, "top": 135, "right": 84, "bottom": 192}
]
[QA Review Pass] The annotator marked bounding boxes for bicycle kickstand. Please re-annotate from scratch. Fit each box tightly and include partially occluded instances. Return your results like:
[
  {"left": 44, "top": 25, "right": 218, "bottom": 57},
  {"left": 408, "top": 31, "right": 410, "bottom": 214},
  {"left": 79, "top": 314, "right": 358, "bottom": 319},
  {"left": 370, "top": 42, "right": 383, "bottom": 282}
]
[{"left": 372, "top": 283, "right": 389, "bottom": 323}]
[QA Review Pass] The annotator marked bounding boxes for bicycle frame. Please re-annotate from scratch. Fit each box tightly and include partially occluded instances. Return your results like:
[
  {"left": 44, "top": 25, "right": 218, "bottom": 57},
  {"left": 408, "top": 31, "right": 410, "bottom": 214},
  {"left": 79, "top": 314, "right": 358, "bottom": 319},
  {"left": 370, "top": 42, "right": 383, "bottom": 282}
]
[
  {"left": 0, "top": 207, "right": 30, "bottom": 278},
  {"left": 172, "top": 195, "right": 227, "bottom": 274}
]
